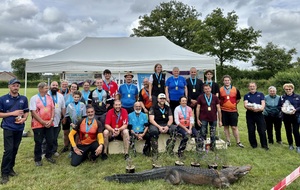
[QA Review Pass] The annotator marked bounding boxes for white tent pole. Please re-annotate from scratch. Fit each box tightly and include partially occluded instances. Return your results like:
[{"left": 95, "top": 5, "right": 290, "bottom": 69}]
[{"left": 24, "top": 71, "right": 28, "bottom": 96}]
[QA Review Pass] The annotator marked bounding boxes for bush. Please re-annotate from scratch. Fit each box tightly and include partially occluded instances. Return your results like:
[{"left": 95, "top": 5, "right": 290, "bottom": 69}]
[{"left": 269, "top": 68, "right": 300, "bottom": 94}]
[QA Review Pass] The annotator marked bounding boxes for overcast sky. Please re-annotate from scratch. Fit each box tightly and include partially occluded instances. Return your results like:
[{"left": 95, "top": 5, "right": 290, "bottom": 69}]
[{"left": 0, "top": 0, "right": 299, "bottom": 71}]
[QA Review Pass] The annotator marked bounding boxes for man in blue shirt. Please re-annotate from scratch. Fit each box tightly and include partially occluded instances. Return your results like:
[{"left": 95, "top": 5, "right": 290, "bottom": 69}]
[
  {"left": 243, "top": 82, "right": 268, "bottom": 150},
  {"left": 0, "top": 78, "right": 29, "bottom": 184},
  {"left": 119, "top": 72, "right": 138, "bottom": 114},
  {"left": 128, "top": 102, "right": 150, "bottom": 156}
]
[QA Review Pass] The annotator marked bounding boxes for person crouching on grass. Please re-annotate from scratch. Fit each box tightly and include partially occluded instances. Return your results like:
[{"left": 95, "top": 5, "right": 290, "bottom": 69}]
[
  {"left": 68, "top": 105, "right": 104, "bottom": 166},
  {"left": 65, "top": 91, "right": 87, "bottom": 157}
]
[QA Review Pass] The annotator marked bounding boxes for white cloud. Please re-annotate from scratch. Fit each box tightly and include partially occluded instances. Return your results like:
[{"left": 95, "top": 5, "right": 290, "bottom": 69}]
[{"left": 0, "top": 0, "right": 299, "bottom": 71}]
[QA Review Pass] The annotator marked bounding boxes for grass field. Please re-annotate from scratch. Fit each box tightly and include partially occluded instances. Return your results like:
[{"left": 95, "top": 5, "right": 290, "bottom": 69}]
[{"left": 0, "top": 88, "right": 299, "bottom": 190}]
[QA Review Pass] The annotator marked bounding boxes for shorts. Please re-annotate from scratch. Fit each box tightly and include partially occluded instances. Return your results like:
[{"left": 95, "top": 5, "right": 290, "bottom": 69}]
[
  {"left": 62, "top": 119, "right": 71, "bottom": 130},
  {"left": 222, "top": 111, "right": 238, "bottom": 126}
]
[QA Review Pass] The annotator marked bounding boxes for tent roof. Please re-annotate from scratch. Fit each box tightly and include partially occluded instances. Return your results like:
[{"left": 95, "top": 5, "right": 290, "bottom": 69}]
[{"left": 26, "top": 36, "right": 215, "bottom": 73}]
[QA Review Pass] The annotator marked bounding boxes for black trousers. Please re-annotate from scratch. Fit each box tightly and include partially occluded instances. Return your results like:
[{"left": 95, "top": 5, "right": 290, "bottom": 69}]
[
  {"left": 71, "top": 141, "right": 100, "bottom": 167},
  {"left": 1, "top": 129, "right": 23, "bottom": 176},
  {"left": 282, "top": 114, "right": 300, "bottom": 147},
  {"left": 33, "top": 127, "right": 54, "bottom": 162},
  {"left": 264, "top": 115, "right": 282, "bottom": 143},
  {"left": 246, "top": 112, "right": 268, "bottom": 148}
]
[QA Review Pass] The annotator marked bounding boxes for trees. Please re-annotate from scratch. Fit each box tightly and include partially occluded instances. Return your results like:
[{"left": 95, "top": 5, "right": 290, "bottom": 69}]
[
  {"left": 130, "top": 0, "right": 201, "bottom": 50},
  {"left": 11, "top": 58, "right": 41, "bottom": 80},
  {"left": 192, "top": 8, "right": 261, "bottom": 74},
  {"left": 252, "top": 42, "right": 297, "bottom": 74}
]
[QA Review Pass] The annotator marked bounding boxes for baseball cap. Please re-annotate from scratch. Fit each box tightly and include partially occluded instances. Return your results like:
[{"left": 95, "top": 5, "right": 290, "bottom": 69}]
[
  {"left": 158, "top": 93, "right": 166, "bottom": 99},
  {"left": 8, "top": 78, "right": 20, "bottom": 85}
]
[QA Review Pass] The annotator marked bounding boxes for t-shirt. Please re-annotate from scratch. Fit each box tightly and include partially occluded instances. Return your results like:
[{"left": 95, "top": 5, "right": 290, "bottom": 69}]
[
  {"left": 197, "top": 94, "right": 219, "bottom": 122},
  {"left": 166, "top": 76, "right": 187, "bottom": 101},
  {"left": 0, "top": 93, "right": 29, "bottom": 131},
  {"left": 139, "top": 88, "right": 152, "bottom": 109},
  {"left": 30, "top": 94, "right": 55, "bottom": 129},
  {"left": 174, "top": 105, "right": 194, "bottom": 127},
  {"left": 48, "top": 91, "right": 66, "bottom": 127},
  {"left": 75, "top": 118, "right": 103, "bottom": 145},
  {"left": 105, "top": 108, "right": 128, "bottom": 129},
  {"left": 119, "top": 83, "right": 138, "bottom": 108},
  {"left": 219, "top": 86, "right": 241, "bottom": 112},
  {"left": 66, "top": 102, "right": 87, "bottom": 124},
  {"left": 128, "top": 112, "right": 148, "bottom": 133},
  {"left": 103, "top": 80, "right": 118, "bottom": 98},
  {"left": 204, "top": 81, "right": 219, "bottom": 95},
  {"left": 149, "top": 104, "right": 172, "bottom": 125},
  {"left": 88, "top": 88, "right": 110, "bottom": 115}
]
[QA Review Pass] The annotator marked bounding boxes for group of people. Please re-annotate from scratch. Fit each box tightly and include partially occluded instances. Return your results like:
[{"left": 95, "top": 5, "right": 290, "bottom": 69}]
[{"left": 1, "top": 64, "right": 300, "bottom": 185}]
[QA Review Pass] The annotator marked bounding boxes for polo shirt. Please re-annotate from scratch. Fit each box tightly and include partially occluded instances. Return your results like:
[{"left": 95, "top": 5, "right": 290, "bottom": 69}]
[
  {"left": 103, "top": 80, "right": 118, "bottom": 98},
  {"left": 166, "top": 76, "right": 187, "bottom": 101},
  {"left": 105, "top": 108, "right": 128, "bottom": 129},
  {"left": 244, "top": 91, "right": 265, "bottom": 105},
  {"left": 128, "top": 112, "right": 148, "bottom": 133},
  {"left": 48, "top": 91, "right": 65, "bottom": 127},
  {"left": 0, "top": 93, "right": 29, "bottom": 131},
  {"left": 119, "top": 83, "right": 138, "bottom": 108}
]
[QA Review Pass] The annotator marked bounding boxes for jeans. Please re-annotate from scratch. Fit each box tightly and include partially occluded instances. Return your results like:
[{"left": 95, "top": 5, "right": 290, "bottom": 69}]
[
  {"left": 177, "top": 127, "right": 199, "bottom": 152},
  {"left": 199, "top": 120, "right": 217, "bottom": 148},
  {"left": 71, "top": 141, "right": 100, "bottom": 166},
  {"left": 1, "top": 129, "right": 23, "bottom": 176}
]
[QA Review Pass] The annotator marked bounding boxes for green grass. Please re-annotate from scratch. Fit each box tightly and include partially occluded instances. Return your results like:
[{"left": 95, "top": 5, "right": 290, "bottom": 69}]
[{"left": 0, "top": 88, "right": 300, "bottom": 190}]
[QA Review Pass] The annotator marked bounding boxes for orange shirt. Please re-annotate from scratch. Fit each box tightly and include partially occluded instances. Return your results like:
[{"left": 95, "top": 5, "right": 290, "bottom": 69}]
[{"left": 219, "top": 86, "right": 240, "bottom": 112}]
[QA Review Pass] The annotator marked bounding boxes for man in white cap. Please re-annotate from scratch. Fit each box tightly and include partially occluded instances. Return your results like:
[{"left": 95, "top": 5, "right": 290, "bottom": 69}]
[{"left": 149, "top": 93, "right": 177, "bottom": 158}]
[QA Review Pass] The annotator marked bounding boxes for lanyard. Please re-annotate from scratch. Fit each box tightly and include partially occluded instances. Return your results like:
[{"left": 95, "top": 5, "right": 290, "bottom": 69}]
[
  {"left": 50, "top": 93, "right": 57, "bottom": 104},
  {"left": 206, "top": 81, "right": 212, "bottom": 87},
  {"left": 82, "top": 90, "right": 90, "bottom": 101},
  {"left": 190, "top": 77, "right": 197, "bottom": 87},
  {"left": 159, "top": 108, "right": 165, "bottom": 115},
  {"left": 104, "top": 80, "right": 111, "bottom": 91},
  {"left": 144, "top": 88, "right": 149, "bottom": 97},
  {"left": 133, "top": 113, "right": 143, "bottom": 126},
  {"left": 96, "top": 89, "right": 104, "bottom": 101},
  {"left": 115, "top": 111, "right": 121, "bottom": 125},
  {"left": 61, "top": 88, "right": 68, "bottom": 97},
  {"left": 180, "top": 105, "right": 187, "bottom": 119},
  {"left": 173, "top": 77, "right": 178, "bottom": 86},
  {"left": 125, "top": 84, "right": 132, "bottom": 94},
  {"left": 204, "top": 94, "right": 212, "bottom": 107},
  {"left": 155, "top": 73, "right": 162, "bottom": 84},
  {"left": 74, "top": 102, "right": 80, "bottom": 116},
  {"left": 38, "top": 93, "right": 47, "bottom": 107},
  {"left": 85, "top": 118, "right": 94, "bottom": 133},
  {"left": 224, "top": 85, "right": 232, "bottom": 95}
]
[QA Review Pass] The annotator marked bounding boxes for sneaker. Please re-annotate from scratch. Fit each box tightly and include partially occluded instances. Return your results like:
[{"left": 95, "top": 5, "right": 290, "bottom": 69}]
[
  {"left": 35, "top": 161, "right": 43, "bottom": 166},
  {"left": 9, "top": 170, "right": 17, "bottom": 177},
  {"left": 237, "top": 142, "right": 244, "bottom": 148},
  {"left": 289, "top": 145, "right": 294, "bottom": 150},
  {"left": 54, "top": 152, "right": 60, "bottom": 157},
  {"left": 124, "top": 154, "right": 129, "bottom": 160},
  {"left": 296, "top": 147, "right": 300, "bottom": 154},
  {"left": 0, "top": 175, "right": 9, "bottom": 184},
  {"left": 60, "top": 146, "right": 69, "bottom": 153},
  {"left": 101, "top": 153, "right": 108, "bottom": 160},
  {"left": 226, "top": 141, "right": 231, "bottom": 147},
  {"left": 46, "top": 157, "right": 56, "bottom": 164}
]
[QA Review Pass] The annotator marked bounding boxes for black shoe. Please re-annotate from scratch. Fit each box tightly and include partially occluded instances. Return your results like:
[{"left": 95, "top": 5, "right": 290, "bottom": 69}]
[
  {"left": 101, "top": 153, "right": 108, "bottom": 160},
  {"left": 9, "top": 170, "right": 17, "bottom": 177},
  {"left": 60, "top": 146, "right": 69, "bottom": 153},
  {"left": 35, "top": 161, "right": 43, "bottom": 166},
  {"left": 1, "top": 175, "right": 9, "bottom": 184},
  {"left": 124, "top": 154, "right": 129, "bottom": 160},
  {"left": 46, "top": 157, "right": 56, "bottom": 164}
]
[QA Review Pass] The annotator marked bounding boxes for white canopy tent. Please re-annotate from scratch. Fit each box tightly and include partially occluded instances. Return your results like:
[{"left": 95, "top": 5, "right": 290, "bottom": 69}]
[{"left": 25, "top": 36, "right": 216, "bottom": 93}]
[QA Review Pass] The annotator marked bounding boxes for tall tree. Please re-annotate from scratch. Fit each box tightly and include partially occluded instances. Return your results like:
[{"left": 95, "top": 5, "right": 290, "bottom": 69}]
[
  {"left": 252, "top": 42, "right": 297, "bottom": 74},
  {"left": 130, "top": 0, "right": 201, "bottom": 49},
  {"left": 11, "top": 58, "right": 41, "bottom": 80},
  {"left": 192, "top": 8, "right": 261, "bottom": 74}
]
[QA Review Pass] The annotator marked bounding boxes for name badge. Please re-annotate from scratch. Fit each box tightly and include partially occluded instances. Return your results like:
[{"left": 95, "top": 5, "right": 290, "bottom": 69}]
[
  {"left": 208, "top": 107, "right": 211, "bottom": 111},
  {"left": 193, "top": 89, "right": 196, "bottom": 92}
]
